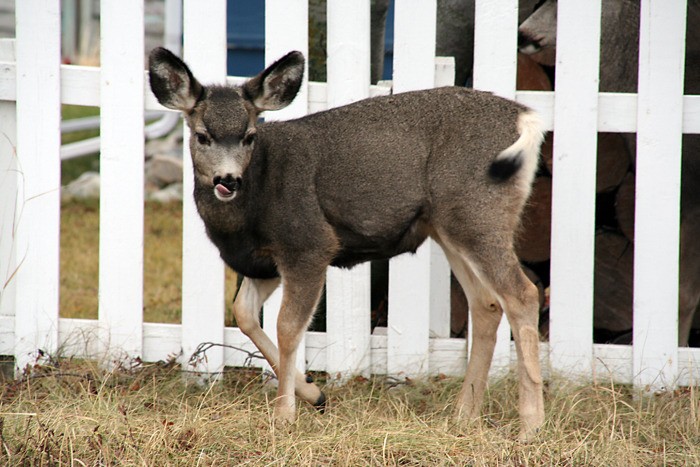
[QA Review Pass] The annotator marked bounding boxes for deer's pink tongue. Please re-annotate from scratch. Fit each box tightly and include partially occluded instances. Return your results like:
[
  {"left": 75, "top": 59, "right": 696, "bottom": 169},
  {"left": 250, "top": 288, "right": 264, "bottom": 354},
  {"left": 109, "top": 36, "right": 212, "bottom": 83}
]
[{"left": 216, "top": 184, "right": 232, "bottom": 196}]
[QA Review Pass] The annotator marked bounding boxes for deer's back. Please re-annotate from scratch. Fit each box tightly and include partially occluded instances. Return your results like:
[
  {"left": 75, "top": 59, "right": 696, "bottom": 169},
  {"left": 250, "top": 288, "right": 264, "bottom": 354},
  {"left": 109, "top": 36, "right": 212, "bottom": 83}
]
[{"left": 251, "top": 87, "right": 528, "bottom": 267}]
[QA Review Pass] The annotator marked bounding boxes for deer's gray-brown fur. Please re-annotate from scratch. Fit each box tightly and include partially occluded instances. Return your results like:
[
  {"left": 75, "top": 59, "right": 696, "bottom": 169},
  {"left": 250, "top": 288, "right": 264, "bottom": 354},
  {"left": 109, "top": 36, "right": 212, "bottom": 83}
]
[{"left": 149, "top": 47, "right": 546, "bottom": 440}]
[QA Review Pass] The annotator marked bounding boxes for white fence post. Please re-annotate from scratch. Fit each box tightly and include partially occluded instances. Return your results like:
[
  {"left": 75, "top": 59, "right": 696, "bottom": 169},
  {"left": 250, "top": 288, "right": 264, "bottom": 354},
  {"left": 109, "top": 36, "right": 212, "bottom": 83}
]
[
  {"left": 165, "top": 0, "right": 183, "bottom": 55},
  {"left": 263, "top": 0, "right": 309, "bottom": 374},
  {"left": 181, "top": 0, "right": 228, "bottom": 377},
  {"left": 13, "top": 0, "right": 62, "bottom": 372},
  {"left": 1, "top": 0, "right": 697, "bottom": 389},
  {"left": 428, "top": 56, "right": 456, "bottom": 342},
  {"left": 264, "top": 0, "right": 309, "bottom": 121},
  {"left": 473, "top": 0, "right": 517, "bottom": 97},
  {"left": 387, "top": 0, "right": 441, "bottom": 378},
  {"left": 98, "top": 0, "right": 145, "bottom": 363},
  {"left": 0, "top": 39, "right": 17, "bottom": 353},
  {"left": 548, "top": 1, "right": 601, "bottom": 379},
  {"left": 324, "top": 0, "right": 372, "bottom": 381},
  {"left": 633, "top": 0, "right": 686, "bottom": 392},
  {"left": 472, "top": 0, "right": 519, "bottom": 376}
]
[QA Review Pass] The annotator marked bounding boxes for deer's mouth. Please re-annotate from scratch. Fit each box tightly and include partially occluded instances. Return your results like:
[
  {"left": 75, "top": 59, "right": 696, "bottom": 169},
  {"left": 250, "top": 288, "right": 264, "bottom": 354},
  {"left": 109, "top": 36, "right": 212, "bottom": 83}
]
[{"left": 213, "top": 175, "right": 241, "bottom": 201}]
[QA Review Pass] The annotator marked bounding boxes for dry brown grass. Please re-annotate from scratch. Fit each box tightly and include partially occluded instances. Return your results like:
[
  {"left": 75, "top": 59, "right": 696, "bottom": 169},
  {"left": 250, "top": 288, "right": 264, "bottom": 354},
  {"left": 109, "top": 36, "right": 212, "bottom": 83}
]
[
  {"left": 52, "top": 200, "right": 700, "bottom": 465},
  {"left": 60, "top": 200, "right": 100, "bottom": 319},
  {"left": 1, "top": 359, "right": 699, "bottom": 466},
  {"left": 60, "top": 200, "right": 238, "bottom": 324}
]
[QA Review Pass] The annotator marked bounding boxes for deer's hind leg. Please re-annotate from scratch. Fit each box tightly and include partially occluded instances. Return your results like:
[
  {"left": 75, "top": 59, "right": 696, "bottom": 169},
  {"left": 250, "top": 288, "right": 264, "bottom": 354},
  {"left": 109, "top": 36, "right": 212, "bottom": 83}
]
[
  {"left": 435, "top": 239, "right": 503, "bottom": 422},
  {"left": 435, "top": 232, "right": 544, "bottom": 441}
]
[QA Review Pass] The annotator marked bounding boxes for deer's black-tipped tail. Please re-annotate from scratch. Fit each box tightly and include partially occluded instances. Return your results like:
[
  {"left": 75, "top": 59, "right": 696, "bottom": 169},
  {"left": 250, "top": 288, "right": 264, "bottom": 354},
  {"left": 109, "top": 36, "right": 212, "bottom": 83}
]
[
  {"left": 488, "top": 110, "right": 545, "bottom": 186},
  {"left": 489, "top": 151, "right": 524, "bottom": 182}
]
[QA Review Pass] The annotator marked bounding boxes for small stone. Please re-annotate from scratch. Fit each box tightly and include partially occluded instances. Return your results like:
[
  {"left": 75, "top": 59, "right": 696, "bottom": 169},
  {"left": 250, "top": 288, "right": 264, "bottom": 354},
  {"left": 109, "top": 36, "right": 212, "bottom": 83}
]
[
  {"left": 145, "top": 154, "right": 183, "bottom": 189},
  {"left": 148, "top": 182, "right": 183, "bottom": 203},
  {"left": 62, "top": 171, "right": 100, "bottom": 200}
]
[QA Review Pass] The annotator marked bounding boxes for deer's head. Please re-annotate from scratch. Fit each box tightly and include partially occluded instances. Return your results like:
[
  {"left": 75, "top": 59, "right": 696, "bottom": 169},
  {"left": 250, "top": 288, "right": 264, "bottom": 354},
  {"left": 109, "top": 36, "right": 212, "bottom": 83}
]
[{"left": 148, "top": 47, "right": 304, "bottom": 201}]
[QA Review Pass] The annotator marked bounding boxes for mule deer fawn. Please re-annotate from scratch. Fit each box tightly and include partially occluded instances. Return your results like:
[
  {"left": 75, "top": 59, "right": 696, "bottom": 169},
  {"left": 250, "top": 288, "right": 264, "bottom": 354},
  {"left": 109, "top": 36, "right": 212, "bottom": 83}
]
[{"left": 149, "top": 47, "right": 546, "bottom": 440}]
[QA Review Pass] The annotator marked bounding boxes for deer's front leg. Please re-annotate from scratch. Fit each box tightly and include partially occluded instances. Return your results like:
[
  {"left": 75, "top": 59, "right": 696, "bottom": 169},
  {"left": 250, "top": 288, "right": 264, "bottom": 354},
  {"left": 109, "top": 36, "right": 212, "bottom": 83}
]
[
  {"left": 232, "top": 277, "right": 323, "bottom": 409},
  {"left": 274, "top": 271, "right": 327, "bottom": 424}
]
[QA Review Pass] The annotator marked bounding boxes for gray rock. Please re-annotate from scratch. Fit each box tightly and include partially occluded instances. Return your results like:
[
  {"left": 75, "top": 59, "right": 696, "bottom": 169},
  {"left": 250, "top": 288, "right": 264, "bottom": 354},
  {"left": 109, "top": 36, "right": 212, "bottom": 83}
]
[
  {"left": 148, "top": 182, "right": 183, "bottom": 203},
  {"left": 62, "top": 171, "right": 100, "bottom": 201},
  {"left": 145, "top": 154, "right": 183, "bottom": 190}
]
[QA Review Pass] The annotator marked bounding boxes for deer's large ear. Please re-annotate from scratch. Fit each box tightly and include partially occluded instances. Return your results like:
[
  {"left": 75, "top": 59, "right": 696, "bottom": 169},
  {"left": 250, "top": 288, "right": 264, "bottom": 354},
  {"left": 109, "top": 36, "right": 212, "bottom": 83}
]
[
  {"left": 148, "top": 47, "right": 204, "bottom": 112},
  {"left": 242, "top": 51, "right": 305, "bottom": 112}
]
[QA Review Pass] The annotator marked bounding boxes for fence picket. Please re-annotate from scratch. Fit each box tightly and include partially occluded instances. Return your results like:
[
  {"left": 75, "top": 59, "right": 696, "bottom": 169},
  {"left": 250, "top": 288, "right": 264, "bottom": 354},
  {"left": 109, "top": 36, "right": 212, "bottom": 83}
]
[
  {"left": 472, "top": 0, "right": 519, "bottom": 376},
  {"left": 325, "top": 0, "right": 372, "bottom": 380},
  {"left": 473, "top": 0, "right": 518, "bottom": 99},
  {"left": 428, "top": 56, "right": 456, "bottom": 341},
  {"left": 262, "top": 0, "right": 309, "bottom": 374},
  {"left": 98, "top": 0, "right": 145, "bottom": 362},
  {"left": 387, "top": 0, "right": 440, "bottom": 377},
  {"left": 633, "top": 0, "right": 687, "bottom": 392},
  {"left": 3, "top": 0, "right": 699, "bottom": 390},
  {"left": 181, "top": 0, "right": 228, "bottom": 377},
  {"left": 0, "top": 39, "right": 17, "bottom": 352},
  {"left": 13, "top": 0, "right": 62, "bottom": 373},
  {"left": 549, "top": 0, "right": 602, "bottom": 378}
]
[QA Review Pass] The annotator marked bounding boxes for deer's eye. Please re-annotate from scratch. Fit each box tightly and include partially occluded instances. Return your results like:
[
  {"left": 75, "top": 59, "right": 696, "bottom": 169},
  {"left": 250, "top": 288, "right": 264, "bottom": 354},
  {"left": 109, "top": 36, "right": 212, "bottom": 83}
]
[{"left": 194, "top": 132, "right": 210, "bottom": 145}]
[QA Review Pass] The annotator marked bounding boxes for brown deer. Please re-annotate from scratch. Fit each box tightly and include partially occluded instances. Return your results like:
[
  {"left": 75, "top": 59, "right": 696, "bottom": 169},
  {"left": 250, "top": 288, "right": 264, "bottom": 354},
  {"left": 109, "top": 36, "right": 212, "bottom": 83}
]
[{"left": 148, "top": 47, "right": 546, "bottom": 440}]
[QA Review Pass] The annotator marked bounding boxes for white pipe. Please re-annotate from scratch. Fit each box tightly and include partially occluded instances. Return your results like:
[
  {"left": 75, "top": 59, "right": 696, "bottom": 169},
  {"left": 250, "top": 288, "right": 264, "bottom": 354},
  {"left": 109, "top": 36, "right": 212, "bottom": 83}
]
[{"left": 60, "top": 0, "right": 183, "bottom": 160}]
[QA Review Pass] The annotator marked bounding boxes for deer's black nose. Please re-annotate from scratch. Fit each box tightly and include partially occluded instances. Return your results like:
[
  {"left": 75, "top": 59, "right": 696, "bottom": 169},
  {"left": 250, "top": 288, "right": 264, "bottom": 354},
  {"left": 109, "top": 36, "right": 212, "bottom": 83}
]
[{"left": 213, "top": 174, "right": 242, "bottom": 192}]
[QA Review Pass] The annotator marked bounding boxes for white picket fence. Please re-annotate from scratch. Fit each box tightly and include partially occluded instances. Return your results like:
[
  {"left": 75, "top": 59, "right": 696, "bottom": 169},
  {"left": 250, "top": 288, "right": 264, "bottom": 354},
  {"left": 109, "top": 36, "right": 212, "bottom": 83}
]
[{"left": 1, "top": 0, "right": 700, "bottom": 392}]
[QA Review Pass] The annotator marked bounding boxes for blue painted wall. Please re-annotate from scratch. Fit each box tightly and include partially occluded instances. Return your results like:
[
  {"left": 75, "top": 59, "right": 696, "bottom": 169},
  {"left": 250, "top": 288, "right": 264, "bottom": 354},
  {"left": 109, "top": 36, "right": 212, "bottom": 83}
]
[{"left": 226, "top": 0, "right": 395, "bottom": 80}]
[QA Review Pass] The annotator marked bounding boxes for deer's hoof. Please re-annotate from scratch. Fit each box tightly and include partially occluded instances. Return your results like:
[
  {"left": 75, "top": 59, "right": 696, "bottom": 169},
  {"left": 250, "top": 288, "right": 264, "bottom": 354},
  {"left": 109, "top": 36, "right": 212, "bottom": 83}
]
[
  {"left": 518, "top": 426, "right": 541, "bottom": 443},
  {"left": 273, "top": 407, "right": 296, "bottom": 427},
  {"left": 313, "top": 390, "right": 327, "bottom": 414}
]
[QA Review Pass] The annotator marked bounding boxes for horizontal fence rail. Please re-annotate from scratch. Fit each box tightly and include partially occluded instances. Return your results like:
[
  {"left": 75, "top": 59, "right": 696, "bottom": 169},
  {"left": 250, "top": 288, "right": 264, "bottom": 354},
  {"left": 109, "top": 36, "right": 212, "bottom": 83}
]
[
  {"left": 3, "top": 64, "right": 700, "bottom": 133},
  {"left": 1, "top": 0, "right": 699, "bottom": 390}
]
